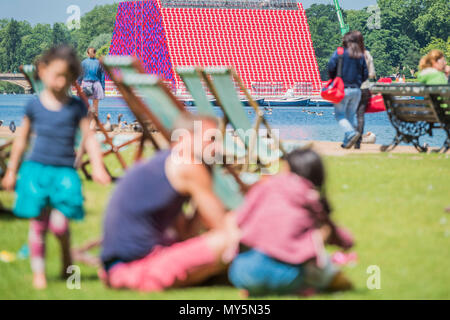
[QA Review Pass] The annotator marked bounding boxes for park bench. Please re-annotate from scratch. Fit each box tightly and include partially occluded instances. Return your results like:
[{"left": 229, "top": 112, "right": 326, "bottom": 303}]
[{"left": 371, "top": 83, "right": 450, "bottom": 153}]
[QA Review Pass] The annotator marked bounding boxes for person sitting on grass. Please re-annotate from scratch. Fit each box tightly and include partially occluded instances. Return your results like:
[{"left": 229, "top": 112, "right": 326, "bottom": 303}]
[
  {"left": 1, "top": 45, "right": 111, "bottom": 290},
  {"left": 228, "top": 148, "right": 354, "bottom": 297},
  {"left": 99, "top": 114, "right": 239, "bottom": 292},
  {"left": 418, "top": 50, "right": 449, "bottom": 85}
]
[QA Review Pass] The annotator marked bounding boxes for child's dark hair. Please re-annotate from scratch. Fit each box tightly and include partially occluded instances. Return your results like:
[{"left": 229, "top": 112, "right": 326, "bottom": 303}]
[
  {"left": 285, "top": 148, "right": 332, "bottom": 214},
  {"left": 36, "top": 45, "right": 82, "bottom": 82}
]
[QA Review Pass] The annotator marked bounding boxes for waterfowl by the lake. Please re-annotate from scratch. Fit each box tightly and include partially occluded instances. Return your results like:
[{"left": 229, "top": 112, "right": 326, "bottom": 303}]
[
  {"left": 9, "top": 121, "right": 16, "bottom": 133},
  {"left": 362, "top": 131, "right": 377, "bottom": 144},
  {"left": 111, "top": 114, "right": 123, "bottom": 131},
  {"left": 131, "top": 121, "right": 143, "bottom": 132},
  {"left": 104, "top": 114, "right": 112, "bottom": 132}
]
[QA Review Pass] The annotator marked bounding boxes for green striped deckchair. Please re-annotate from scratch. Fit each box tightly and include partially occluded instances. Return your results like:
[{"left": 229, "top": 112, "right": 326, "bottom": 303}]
[
  {"left": 201, "top": 67, "right": 288, "bottom": 171},
  {"left": 104, "top": 60, "right": 245, "bottom": 209},
  {"left": 177, "top": 67, "right": 247, "bottom": 160}
]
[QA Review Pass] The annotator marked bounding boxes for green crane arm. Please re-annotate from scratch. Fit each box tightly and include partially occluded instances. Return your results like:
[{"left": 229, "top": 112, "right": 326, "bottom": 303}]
[{"left": 333, "top": 0, "right": 350, "bottom": 36}]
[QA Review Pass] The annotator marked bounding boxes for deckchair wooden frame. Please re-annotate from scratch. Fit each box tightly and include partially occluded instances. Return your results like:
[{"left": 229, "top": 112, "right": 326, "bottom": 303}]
[
  {"left": 184, "top": 67, "right": 286, "bottom": 172},
  {"left": 177, "top": 67, "right": 246, "bottom": 159},
  {"left": 102, "top": 57, "right": 249, "bottom": 194},
  {"left": 0, "top": 140, "right": 13, "bottom": 178},
  {"left": 101, "top": 57, "right": 170, "bottom": 158},
  {"left": 207, "top": 68, "right": 286, "bottom": 154},
  {"left": 75, "top": 82, "right": 142, "bottom": 179},
  {"left": 73, "top": 62, "right": 255, "bottom": 265}
]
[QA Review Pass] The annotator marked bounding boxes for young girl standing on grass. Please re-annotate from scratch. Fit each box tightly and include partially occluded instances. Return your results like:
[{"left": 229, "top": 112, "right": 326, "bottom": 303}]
[{"left": 2, "top": 46, "right": 111, "bottom": 289}]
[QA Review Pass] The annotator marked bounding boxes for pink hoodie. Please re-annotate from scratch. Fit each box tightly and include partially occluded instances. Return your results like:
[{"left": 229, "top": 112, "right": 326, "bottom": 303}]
[{"left": 235, "top": 173, "right": 354, "bottom": 265}]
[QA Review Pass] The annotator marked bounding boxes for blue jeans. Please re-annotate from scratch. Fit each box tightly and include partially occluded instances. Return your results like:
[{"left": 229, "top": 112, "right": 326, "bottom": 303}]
[
  {"left": 334, "top": 88, "right": 362, "bottom": 136},
  {"left": 229, "top": 250, "right": 304, "bottom": 296},
  {"left": 228, "top": 249, "right": 338, "bottom": 296}
]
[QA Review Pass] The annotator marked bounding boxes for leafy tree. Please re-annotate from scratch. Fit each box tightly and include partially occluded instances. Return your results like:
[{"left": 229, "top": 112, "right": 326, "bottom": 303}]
[
  {"left": 97, "top": 44, "right": 110, "bottom": 58},
  {"left": 413, "top": 0, "right": 450, "bottom": 46},
  {"left": 52, "top": 22, "right": 72, "bottom": 46},
  {"left": 18, "top": 21, "right": 32, "bottom": 39},
  {"left": 363, "top": 30, "right": 396, "bottom": 77},
  {"left": 0, "top": 20, "right": 8, "bottom": 72},
  {"left": 0, "top": 0, "right": 448, "bottom": 82},
  {"left": 0, "top": 81, "right": 24, "bottom": 94},
  {"left": 376, "top": 0, "right": 427, "bottom": 44},
  {"left": 19, "top": 24, "right": 52, "bottom": 65},
  {"left": 0, "top": 19, "right": 9, "bottom": 29},
  {"left": 305, "top": 4, "right": 341, "bottom": 80},
  {"left": 71, "top": 4, "right": 119, "bottom": 57},
  {"left": 346, "top": 9, "right": 370, "bottom": 34},
  {"left": 88, "top": 33, "right": 112, "bottom": 52},
  {"left": 403, "top": 47, "right": 422, "bottom": 76},
  {"left": 2, "top": 19, "right": 22, "bottom": 72},
  {"left": 306, "top": 0, "right": 449, "bottom": 78},
  {"left": 420, "top": 37, "right": 450, "bottom": 59}
]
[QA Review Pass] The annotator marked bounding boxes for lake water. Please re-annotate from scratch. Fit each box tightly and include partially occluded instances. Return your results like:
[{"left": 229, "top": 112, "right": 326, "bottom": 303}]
[{"left": 0, "top": 94, "right": 447, "bottom": 147}]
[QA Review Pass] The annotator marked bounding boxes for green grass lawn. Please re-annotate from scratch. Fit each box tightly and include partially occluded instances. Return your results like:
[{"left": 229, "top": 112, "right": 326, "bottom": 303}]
[{"left": 0, "top": 151, "right": 449, "bottom": 300}]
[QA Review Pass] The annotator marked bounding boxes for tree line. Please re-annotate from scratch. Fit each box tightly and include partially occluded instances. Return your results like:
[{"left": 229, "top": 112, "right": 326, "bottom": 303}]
[
  {"left": 0, "top": 0, "right": 448, "bottom": 92},
  {"left": 0, "top": 4, "right": 118, "bottom": 74},
  {"left": 307, "top": 0, "right": 449, "bottom": 80}
]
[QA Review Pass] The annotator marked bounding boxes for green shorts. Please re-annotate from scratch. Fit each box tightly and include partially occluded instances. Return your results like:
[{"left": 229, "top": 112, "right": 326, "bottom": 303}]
[{"left": 13, "top": 161, "right": 85, "bottom": 220}]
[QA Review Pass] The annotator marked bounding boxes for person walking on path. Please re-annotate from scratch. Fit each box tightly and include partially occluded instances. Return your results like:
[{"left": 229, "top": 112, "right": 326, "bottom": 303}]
[
  {"left": 78, "top": 47, "right": 105, "bottom": 117},
  {"left": 354, "top": 31, "right": 376, "bottom": 149},
  {"left": 328, "top": 31, "right": 368, "bottom": 149}
]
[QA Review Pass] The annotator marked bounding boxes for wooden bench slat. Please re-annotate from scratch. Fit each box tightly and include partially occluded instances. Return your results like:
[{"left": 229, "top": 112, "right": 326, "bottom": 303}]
[
  {"left": 390, "top": 99, "right": 433, "bottom": 106},
  {"left": 395, "top": 108, "right": 435, "bottom": 115},
  {"left": 397, "top": 116, "right": 439, "bottom": 123}
]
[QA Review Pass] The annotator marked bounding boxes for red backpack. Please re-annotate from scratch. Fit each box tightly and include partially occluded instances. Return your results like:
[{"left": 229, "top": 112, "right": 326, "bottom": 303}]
[{"left": 321, "top": 47, "right": 345, "bottom": 104}]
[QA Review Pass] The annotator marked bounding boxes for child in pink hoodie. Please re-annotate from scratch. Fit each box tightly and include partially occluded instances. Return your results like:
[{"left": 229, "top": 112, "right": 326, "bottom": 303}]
[{"left": 229, "top": 149, "right": 354, "bottom": 297}]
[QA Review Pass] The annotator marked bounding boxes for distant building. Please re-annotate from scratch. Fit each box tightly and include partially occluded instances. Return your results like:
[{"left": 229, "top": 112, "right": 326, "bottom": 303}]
[{"left": 108, "top": 0, "right": 322, "bottom": 97}]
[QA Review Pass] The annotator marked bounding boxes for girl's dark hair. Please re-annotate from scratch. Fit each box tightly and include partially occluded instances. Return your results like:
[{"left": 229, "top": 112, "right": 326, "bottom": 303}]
[
  {"left": 36, "top": 45, "right": 82, "bottom": 81},
  {"left": 285, "top": 148, "right": 332, "bottom": 214},
  {"left": 343, "top": 31, "right": 364, "bottom": 59}
]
